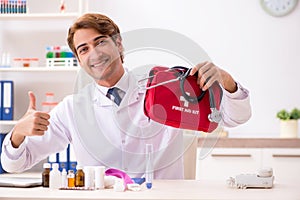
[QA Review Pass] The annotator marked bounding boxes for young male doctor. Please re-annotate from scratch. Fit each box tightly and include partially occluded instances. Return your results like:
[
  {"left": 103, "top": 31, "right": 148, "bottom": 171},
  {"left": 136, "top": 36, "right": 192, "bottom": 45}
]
[{"left": 1, "top": 13, "right": 251, "bottom": 179}]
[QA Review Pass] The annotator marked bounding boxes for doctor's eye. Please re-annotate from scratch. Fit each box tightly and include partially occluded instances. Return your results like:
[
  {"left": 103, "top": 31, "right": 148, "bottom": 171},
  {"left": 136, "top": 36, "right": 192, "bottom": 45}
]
[
  {"left": 78, "top": 46, "right": 89, "bottom": 55},
  {"left": 96, "top": 39, "right": 108, "bottom": 46}
]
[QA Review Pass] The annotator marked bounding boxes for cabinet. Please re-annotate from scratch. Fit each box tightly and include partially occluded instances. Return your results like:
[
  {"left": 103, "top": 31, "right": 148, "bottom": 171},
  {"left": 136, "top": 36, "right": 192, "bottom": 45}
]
[
  {"left": 196, "top": 148, "right": 262, "bottom": 181},
  {"left": 196, "top": 147, "right": 300, "bottom": 183},
  {"left": 0, "top": 0, "right": 88, "bottom": 134},
  {"left": 262, "top": 148, "right": 300, "bottom": 182}
]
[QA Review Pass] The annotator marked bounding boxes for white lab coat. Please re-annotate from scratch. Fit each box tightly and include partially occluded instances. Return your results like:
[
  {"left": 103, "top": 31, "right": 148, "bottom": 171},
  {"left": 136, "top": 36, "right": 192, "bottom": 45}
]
[{"left": 1, "top": 69, "right": 251, "bottom": 179}]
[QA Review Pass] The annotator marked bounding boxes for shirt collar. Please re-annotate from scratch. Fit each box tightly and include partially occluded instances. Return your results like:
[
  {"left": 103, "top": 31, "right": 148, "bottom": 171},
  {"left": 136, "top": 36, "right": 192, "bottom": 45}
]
[
  {"left": 95, "top": 69, "right": 129, "bottom": 92},
  {"left": 113, "top": 69, "right": 129, "bottom": 92},
  {"left": 93, "top": 69, "right": 129, "bottom": 105}
]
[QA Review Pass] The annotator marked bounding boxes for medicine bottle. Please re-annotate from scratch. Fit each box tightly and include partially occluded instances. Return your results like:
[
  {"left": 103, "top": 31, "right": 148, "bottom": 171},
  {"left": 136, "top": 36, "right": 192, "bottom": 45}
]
[
  {"left": 49, "top": 163, "right": 61, "bottom": 189},
  {"left": 95, "top": 166, "right": 105, "bottom": 190},
  {"left": 61, "top": 168, "right": 67, "bottom": 188},
  {"left": 67, "top": 170, "right": 75, "bottom": 187},
  {"left": 42, "top": 163, "right": 51, "bottom": 187},
  {"left": 75, "top": 166, "right": 85, "bottom": 187}
]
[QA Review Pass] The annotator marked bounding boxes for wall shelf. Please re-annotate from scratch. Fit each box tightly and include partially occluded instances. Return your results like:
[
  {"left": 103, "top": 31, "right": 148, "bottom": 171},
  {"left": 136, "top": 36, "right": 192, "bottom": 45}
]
[
  {"left": 0, "top": 0, "right": 86, "bottom": 133},
  {"left": 0, "top": 67, "right": 80, "bottom": 72},
  {"left": 0, "top": 120, "right": 17, "bottom": 134},
  {"left": 0, "top": 13, "right": 79, "bottom": 20}
]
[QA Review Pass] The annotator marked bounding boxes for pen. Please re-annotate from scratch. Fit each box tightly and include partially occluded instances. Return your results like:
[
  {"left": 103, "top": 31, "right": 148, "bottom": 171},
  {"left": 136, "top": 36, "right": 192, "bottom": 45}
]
[{"left": 145, "top": 144, "right": 153, "bottom": 189}]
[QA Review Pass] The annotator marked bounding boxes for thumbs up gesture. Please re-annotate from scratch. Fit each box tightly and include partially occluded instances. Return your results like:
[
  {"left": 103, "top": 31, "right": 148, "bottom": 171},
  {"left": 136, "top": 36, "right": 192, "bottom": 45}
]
[{"left": 11, "top": 91, "right": 50, "bottom": 148}]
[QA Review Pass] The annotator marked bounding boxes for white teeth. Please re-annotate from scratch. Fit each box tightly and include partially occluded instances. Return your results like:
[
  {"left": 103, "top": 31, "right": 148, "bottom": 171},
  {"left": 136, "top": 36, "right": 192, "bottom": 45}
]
[{"left": 92, "top": 59, "right": 107, "bottom": 68}]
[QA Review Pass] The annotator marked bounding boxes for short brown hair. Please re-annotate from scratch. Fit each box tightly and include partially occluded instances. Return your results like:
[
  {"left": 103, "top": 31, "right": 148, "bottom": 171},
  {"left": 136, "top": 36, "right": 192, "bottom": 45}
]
[{"left": 67, "top": 13, "right": 124, "bottom": 61}]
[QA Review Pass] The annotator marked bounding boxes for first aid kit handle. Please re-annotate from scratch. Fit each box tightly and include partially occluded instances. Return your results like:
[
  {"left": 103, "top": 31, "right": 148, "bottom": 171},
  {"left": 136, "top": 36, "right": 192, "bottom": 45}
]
[
  {"left": 137, "top": 68, "right": 182, "bottom": 90},
  {"left": 179, "top": 68, "right": 206, "bottom": 103}
]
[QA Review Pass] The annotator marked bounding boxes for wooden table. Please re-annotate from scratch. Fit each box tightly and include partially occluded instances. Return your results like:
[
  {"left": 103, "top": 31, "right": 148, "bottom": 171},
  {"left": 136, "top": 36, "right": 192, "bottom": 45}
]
[{"left": 0, "top": 179, "right": 298, "bottom": 200}]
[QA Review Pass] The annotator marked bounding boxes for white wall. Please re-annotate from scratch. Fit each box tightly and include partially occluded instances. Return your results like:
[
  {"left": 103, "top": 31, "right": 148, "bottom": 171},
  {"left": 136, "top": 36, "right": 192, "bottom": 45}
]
[
  {"left": 1, "top": 0, "right": 300, "bottom": 138},
  {"left": 88, "top": 0, "right": 300, "bottom": 138}
]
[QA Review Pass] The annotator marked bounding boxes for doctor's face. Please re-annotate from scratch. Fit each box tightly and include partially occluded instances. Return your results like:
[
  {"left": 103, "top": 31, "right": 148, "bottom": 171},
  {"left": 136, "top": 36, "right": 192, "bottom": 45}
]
[{"left": 74, "top": 28, "right": 124, "bottom": 87}]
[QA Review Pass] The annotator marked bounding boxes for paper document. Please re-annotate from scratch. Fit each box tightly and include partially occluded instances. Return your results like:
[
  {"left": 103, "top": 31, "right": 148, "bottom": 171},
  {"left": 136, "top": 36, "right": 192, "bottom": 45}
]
[{"left": 0, "top": 177, "right": 42, "bottom": 188}]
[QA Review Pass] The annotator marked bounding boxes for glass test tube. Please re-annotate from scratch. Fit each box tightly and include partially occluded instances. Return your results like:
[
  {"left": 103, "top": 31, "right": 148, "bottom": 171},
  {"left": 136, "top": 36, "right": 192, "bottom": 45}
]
[{"left": 145, "top": 144, "right": 153, "bottom": 189}]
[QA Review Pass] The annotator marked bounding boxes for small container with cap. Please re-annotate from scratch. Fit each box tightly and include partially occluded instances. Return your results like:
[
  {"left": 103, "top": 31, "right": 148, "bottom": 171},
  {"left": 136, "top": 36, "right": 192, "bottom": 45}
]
[
  {"left": 75, "top": 165, "right": 85, "bottom": 187},
  {"left": 94, "top": 166, "right": 105, "bottom": 190},
  {"left": 67, "top": 170, "right": 75, "bottom": 188},
  {"left": 49, "top": 163, "right": 61, "bottom": 189},
  {"left": 42, "top": 163, "right": 51, "bottom": 187},
  {"left": 84, "top": 166, "right": 95, "bottom": 189},
  {"left": 22, "top": 58, "right": 30, "bottom": 67},
  {"left": 61, "top": 168, "right": 68, "bottom": 188}
]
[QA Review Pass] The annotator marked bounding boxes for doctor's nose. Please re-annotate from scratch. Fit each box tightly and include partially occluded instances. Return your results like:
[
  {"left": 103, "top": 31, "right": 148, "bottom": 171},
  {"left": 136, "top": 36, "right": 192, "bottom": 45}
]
[{"left": 89, "top": 45, "right": 104, "bottom": 59}]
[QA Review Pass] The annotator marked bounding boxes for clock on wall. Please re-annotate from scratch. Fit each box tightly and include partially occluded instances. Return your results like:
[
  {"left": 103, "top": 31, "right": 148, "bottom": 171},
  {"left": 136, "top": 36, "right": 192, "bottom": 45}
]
[{"left": 260, "top": 0, "right": 299, "bottom": 17}]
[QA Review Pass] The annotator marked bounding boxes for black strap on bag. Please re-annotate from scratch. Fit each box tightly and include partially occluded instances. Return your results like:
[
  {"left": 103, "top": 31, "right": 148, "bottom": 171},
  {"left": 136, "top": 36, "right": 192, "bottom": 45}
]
[
  {"left": 178, "top": 67, "right": 206, "bottom": 103},
  {"left": 174, "top": 66, "right": 222, "bottom": 123}
]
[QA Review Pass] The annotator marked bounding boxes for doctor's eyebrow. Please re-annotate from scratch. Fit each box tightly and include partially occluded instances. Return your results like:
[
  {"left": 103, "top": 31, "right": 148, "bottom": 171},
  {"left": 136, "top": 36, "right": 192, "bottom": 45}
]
[{"left": 76, "top": 35, "right": 108, "bottom": 51}]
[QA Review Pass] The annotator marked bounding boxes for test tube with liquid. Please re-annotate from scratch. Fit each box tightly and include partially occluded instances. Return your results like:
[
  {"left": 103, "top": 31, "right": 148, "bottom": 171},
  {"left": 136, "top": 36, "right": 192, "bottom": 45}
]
[{"left": 145, "top": 144, "right": 153, "bottom": 189}]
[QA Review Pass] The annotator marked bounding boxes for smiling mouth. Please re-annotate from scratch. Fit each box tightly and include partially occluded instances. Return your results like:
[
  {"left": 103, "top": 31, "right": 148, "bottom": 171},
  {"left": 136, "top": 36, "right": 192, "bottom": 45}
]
[{"left": 91, "top": 58, "right": 109, "bottom": 69}]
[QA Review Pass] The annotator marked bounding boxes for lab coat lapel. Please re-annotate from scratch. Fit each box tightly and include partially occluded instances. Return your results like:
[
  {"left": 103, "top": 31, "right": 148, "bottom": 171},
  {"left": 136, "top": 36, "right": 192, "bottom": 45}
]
[
  {"left": 118, "top": 71, "right": 146, "bottom": 110},
  {"left": 73, "top": 84, "right": 122, "bottom": 168}
]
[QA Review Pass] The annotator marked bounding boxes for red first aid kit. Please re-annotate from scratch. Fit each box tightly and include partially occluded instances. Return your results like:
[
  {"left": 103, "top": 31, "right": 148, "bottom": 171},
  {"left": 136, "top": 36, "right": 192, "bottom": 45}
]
[{"left": 143, "top": 66, "right": 223, "bottom": 132}]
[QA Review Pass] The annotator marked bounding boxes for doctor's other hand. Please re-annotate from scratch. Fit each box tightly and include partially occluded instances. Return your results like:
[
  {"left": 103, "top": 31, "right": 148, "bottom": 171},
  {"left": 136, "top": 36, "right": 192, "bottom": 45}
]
[
  {"left": 190, "top": 61, "right": 238, "bottom": 93},
  {"left": 11, "top": 91, "right": 50, "bottom": 148}
]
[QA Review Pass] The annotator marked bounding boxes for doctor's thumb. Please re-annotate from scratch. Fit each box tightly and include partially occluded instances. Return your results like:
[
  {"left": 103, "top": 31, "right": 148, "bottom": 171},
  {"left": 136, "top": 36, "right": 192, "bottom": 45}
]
[{"left": 27, "top": 91, "right": 37, "bottom": 111}]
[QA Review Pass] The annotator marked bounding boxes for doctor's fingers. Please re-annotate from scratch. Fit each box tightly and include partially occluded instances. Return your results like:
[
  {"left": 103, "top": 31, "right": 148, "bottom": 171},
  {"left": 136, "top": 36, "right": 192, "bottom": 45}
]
[
  {"left": 29, "top": 122, "right": 49, "bottom": 135},
  {"left": 200, "top": 75, "right": 219, "bottom": 91},
  {"left": 33, "top": 116, "right": 50, "bottom": 127},
  {"left": 30, "top": 128, "right": 48, "bottom": 136},
  {"left": 33, "top": 111, "right": 50, "bottom": 120},
  {"left": 198, "top": 68, "right": 220, "bottom": 89},
  {"left": 21, "top": 123, "right": 47, "bottom": 136},
  {"left": 190, "top": 61, "right": 214, "bottom": 76}
]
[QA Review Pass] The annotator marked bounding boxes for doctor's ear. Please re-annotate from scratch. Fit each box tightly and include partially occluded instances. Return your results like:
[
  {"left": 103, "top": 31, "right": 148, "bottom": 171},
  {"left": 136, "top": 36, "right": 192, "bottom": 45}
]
[
  {"left": 113, "top": 35, "right": 124, "bottom": 62},
  {"left": 113, "top": 35, "right": 123, "bottom": 51}
]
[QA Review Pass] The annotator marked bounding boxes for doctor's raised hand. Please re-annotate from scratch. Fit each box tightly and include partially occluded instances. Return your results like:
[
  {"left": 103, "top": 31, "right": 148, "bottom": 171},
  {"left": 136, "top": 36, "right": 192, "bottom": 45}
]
[
  {"left": 11, "top": 91, "right": 50, "bottom": 148},
  {"left": 190, "top": 61, "right": 238, "bottom": 93}
]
